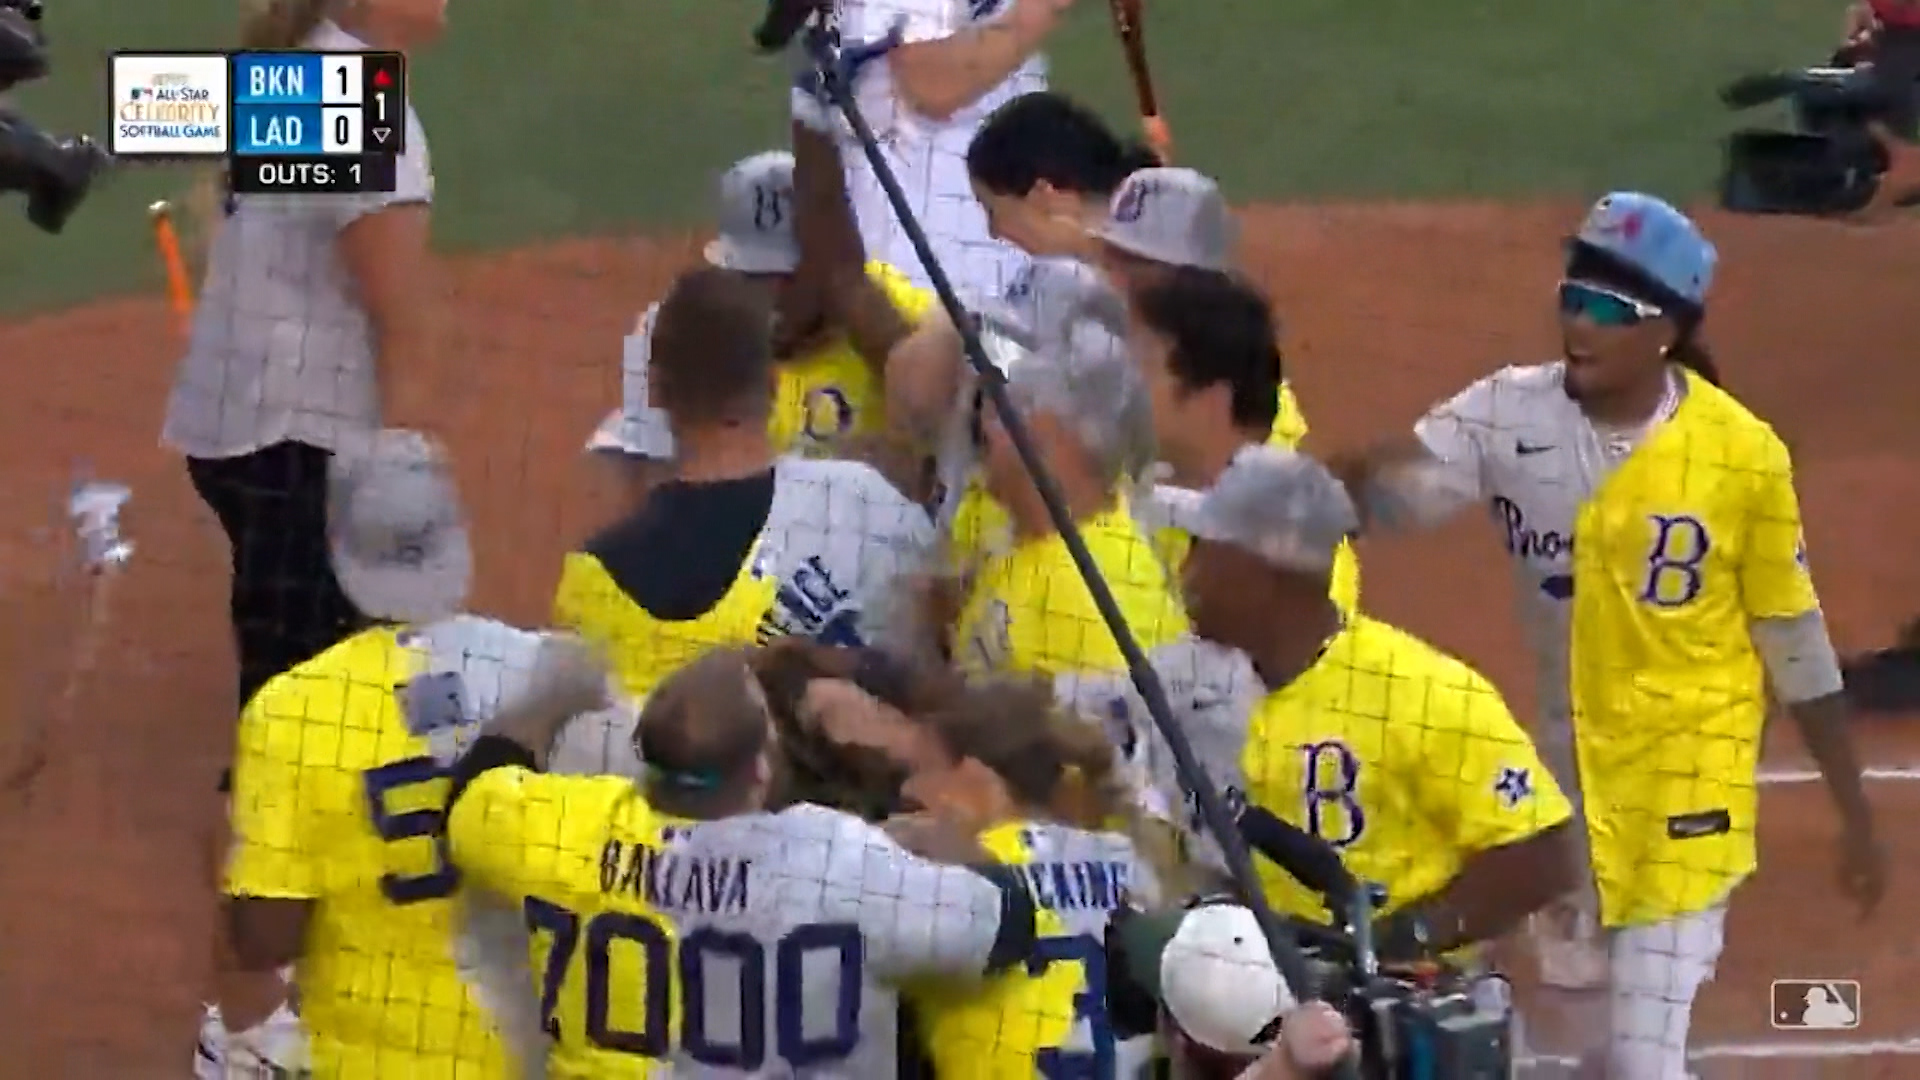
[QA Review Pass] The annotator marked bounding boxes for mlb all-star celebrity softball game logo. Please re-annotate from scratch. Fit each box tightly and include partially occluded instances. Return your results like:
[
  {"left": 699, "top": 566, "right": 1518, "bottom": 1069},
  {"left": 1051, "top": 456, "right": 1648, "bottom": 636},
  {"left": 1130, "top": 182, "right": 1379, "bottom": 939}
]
[{"left": 109, "top": 54, "right": 230, "bottom": 156}]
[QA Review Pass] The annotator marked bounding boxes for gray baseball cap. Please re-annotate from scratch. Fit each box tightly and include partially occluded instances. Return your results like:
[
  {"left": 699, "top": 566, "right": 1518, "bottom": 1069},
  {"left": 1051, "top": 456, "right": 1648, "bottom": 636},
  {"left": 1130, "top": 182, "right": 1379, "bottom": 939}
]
[
  {"left": 980, "top": 256, "right": 1128, "bottom": 355},
  {"left": 703, "top": 151, "right": 800, "bottom": 275},
  {"left": 1161, "top": 446, "right": 1358, "bottom": 574},
  {"left": 1091, "top": 167, "right": 1236, "bottom": 271},
  {"left": 1003, "top": 313, "right": 1155, "bottom": 483},
  {"left": 328, "top": 430, "right": 473, "bottom": 624}
]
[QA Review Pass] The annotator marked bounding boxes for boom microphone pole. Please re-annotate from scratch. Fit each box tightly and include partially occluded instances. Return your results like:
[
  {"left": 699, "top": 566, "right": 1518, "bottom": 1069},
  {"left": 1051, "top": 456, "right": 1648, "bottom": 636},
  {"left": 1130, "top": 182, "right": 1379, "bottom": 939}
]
[{"left": 796, "top": 22, "right": 1335, "bottom": 1030}]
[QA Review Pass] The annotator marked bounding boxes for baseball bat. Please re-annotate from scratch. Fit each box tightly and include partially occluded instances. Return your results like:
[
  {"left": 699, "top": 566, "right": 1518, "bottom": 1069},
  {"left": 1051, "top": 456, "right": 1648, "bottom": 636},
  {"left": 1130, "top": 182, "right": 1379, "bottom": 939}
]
[
  {"left": 149, "top": 200, "right": 193, "bottom": 336},
  {"left": 1108, "top": 0, "right": 1173, "bottom": 162}
]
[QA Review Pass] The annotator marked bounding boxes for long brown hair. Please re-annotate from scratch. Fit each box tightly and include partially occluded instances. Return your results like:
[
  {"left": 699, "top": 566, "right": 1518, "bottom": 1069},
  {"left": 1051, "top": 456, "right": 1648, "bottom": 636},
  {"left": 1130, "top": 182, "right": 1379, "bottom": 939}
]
[
  {"left": 925, "top": 677, "right": 1195, "bottom": 903},
  {"left": 184, "top": 0, "right": 334, "bottom": 264},
  {"left": 748, "top": 640, "right": 962, "bottom": 820}
]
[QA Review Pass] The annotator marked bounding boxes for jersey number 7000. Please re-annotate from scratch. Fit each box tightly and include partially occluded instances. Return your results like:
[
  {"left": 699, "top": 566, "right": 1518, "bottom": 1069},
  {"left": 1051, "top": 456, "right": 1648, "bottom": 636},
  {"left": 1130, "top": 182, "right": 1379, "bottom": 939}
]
[{"left": 525, "top": 898, "right": 864, "bottom": 1068}]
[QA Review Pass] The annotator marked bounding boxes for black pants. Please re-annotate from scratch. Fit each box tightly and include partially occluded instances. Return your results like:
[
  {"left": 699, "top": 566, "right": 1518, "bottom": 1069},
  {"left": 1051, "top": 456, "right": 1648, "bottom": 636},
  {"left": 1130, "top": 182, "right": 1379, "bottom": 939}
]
[{"left": 187, "top": 441, "right": 366, "bottom": 716}]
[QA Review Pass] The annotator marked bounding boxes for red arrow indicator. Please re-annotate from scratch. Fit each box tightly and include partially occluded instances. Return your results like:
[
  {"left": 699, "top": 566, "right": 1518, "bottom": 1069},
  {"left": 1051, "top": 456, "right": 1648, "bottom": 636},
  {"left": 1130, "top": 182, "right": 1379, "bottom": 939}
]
[{"left": 373, "top": 69, "right": 393, "bottom": 88}]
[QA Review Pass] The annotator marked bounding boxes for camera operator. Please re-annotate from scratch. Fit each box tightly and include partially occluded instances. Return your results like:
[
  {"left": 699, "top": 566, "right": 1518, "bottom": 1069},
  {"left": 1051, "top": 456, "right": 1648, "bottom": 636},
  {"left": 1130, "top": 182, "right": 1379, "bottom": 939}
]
[
  {"left": 1846, "top": 1, "right": 1920, "bottom": 211},
  {"left": 0, "top": 0, "right": 109, "bottom": 233},
  {"left": 1110, "top": 901, "right": 1356, "bottom": 1079}
]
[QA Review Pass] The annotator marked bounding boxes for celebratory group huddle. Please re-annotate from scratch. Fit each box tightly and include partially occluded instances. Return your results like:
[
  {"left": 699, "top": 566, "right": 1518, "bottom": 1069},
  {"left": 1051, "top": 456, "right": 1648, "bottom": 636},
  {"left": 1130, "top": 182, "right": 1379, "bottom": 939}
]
[{"left": 162, "top": 0, "right": 1889, "bottom": 1078}]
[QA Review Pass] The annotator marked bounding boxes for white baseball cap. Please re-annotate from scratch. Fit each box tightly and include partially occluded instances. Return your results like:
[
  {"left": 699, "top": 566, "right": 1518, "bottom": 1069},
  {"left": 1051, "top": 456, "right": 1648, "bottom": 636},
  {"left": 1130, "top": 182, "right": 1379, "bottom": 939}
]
[
  {"left": 582, "top": 305, "right": 677, "bottom": 460},
  {"left": 703, "top": 150, "right": 800, "bottom": 275},
  {"left": 328, "top": 430, "right": 473, "bottom": 624},
  {"left": 1158, "top": 904, "right": 1298, "bottom": 1054}
]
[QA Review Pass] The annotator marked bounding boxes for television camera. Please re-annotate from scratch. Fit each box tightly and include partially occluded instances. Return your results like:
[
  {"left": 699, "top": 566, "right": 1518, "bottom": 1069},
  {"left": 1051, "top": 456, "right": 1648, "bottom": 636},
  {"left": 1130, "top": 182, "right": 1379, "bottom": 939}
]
[
  {"left": 1108, "top": 809, "right": 1517, "bottom": 1078},
  {"left": 1719, "top": 27, "right": 1920, "bottom": 215},
  {"left": 1, "top": 0, "right": 110, "bottom": 234}
]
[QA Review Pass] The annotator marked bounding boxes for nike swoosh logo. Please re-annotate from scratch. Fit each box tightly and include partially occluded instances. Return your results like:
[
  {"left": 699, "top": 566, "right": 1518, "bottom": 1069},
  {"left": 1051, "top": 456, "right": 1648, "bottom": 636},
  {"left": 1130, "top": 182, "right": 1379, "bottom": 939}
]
[
  {"left": 194, "top": 1038, "right": 221, "bottom": 1063},
  {"left": 1516, "top": 442, "right": 1555, "bottom": 455}
]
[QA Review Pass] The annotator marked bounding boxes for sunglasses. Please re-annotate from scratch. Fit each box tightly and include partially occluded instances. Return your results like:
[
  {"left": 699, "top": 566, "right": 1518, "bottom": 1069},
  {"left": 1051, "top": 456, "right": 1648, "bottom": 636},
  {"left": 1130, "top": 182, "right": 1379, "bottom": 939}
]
[{"left": 1557, "top": 280, "right": 1663, "bottom": 328}]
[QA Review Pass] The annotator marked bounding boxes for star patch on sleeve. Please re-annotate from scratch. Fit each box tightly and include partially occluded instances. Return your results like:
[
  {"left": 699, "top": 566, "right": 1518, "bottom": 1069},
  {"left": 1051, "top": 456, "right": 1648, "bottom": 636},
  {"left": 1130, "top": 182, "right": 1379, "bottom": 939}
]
[{"left": 1494, "top": 766, "right": 1533, "bottom": 809}]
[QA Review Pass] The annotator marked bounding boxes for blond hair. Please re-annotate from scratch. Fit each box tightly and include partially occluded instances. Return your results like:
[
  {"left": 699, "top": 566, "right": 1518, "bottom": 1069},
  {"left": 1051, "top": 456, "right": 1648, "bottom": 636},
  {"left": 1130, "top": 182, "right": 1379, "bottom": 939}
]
[{"left": 183, "top": 0, "right": 334, "bottom": 264}]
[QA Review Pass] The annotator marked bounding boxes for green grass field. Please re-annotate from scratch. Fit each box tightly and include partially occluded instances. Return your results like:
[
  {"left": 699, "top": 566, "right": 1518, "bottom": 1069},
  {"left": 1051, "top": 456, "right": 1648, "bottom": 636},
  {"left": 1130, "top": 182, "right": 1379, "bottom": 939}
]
[{"left": 0, "top": 0, "right": 1836, "bottom": 313}]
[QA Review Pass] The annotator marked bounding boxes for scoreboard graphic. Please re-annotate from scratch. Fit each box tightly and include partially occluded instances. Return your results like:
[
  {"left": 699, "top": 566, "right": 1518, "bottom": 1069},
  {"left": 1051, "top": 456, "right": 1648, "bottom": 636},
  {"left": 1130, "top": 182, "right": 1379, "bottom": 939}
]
[{"left": 110, "top": 50, "right": 407, "bottom": 195}]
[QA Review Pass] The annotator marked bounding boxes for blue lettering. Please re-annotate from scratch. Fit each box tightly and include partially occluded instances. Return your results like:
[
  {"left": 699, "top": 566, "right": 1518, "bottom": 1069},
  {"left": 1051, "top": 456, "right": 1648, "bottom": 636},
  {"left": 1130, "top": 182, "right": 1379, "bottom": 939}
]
[
  {"left": 1302, "top": 741, "right": 1366, "bottom": 848},
  {"left": 1492, "top": 496, "right": 1574, "bottom": 561},
  {"left": 1640, "top": 514, "right": 1710, "bottom": 607}
]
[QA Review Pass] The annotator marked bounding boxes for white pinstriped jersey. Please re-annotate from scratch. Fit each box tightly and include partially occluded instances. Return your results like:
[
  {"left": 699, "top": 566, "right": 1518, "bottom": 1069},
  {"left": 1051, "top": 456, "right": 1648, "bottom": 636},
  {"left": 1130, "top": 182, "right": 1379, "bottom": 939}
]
[
  {"left": 1055, "top": 637, "right": 1264, "bottom": 877},
  {"left": 1412, "top": 361, "right": 1673, "bottom": 726},
  {"left": 634, "top": 804, "right": 1008, "bottom": 1078},
  {"left": 831, "top": 0, "right": 1042, "bottom": 302},
  {"left": 162, "top": 19, "right": 434, "bottom": 460}
]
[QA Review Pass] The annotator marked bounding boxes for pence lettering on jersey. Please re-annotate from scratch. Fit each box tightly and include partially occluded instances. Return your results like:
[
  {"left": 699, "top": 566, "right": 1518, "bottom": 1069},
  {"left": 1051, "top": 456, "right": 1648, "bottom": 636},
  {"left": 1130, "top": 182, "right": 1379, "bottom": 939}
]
[{"left": 756, "top": 457, "right": 937, "bottom": 650}]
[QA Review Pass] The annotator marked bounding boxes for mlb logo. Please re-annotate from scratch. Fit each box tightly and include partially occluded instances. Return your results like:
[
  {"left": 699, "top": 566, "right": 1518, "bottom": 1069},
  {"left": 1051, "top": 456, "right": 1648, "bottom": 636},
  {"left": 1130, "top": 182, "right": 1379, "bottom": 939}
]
[{"left": 1770, "top": 980, "right": 1861, "bottom": 1030}]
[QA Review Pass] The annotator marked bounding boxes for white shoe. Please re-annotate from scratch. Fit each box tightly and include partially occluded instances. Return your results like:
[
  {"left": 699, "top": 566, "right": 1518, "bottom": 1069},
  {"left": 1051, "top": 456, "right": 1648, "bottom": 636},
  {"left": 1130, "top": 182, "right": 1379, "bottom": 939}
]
[
  {"left": 1533, "top": 908, "right": 1608, "bottom": 991},
  {"left": 198, "top": 1001, "right": 311, "bottom": 1078}
]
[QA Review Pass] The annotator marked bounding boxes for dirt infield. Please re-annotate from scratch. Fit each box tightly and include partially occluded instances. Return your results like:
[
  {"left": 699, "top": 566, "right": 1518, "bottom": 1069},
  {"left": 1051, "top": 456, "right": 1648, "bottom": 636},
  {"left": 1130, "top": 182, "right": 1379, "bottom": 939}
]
[{"left": 0, "top": 204, "right": 1914, "bottom": 1074}]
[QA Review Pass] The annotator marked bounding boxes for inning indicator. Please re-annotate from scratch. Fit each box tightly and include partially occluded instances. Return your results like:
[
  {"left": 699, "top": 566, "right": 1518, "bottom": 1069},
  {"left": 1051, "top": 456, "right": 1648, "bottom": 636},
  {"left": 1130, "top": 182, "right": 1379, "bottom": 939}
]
[{"left": 229, "top": 50, "right": 404, "bottom": 193}]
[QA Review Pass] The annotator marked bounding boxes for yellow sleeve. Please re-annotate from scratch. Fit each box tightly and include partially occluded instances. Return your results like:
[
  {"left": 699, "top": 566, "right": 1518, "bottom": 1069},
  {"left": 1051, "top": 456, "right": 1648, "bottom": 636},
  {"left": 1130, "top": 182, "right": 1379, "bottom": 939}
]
[
  {"left": 447, "top": 765, "right": 630, "bottom": 901},
  {"left": 224, "top": 689, "right": 325, "bottom": 899},
  {"left": 868, "top": 260, "right": 934, "bottom": 324},
  {"left": 1402, "top": 676, "right": 1572, "bottom": 855},
  {"left": 1739, "top": 434, "right": 1819, "bottom": 621},
  {"left": 1330, "top": 539, "right": 1362, "bottom": 615},
  {"left": 1266, "top": 380, "right": 1310, "bottom": 450},
  {"left": 767, "top": 368, "right": 807, "bottom": 453},
  {"left": 553, "top": 551, "right": 605, "bottom": 639}
]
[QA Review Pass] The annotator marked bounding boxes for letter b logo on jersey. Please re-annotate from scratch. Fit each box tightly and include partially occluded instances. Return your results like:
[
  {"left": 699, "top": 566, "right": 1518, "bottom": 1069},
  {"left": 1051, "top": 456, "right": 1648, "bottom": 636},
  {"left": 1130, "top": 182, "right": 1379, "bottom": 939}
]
[
  {"left": 1641, "top": 513, "right": 1711, "bottom": 608},
  {"left": 1301, "top": 740, "right": 1366, "bottom": 848}
]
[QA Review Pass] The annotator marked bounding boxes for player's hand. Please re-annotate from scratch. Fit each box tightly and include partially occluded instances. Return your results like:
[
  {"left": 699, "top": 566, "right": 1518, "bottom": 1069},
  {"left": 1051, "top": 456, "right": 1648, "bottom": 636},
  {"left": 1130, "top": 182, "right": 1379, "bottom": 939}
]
[
  {"left": 525, "top": 633, "right": 613, "bottom": 720},
  {"left": 1278, "top": 1001, "right": 1356, "bottom": 1074},
  {"left": 1844, "top": 0, "right": 1879, "bottom": 45},
  {"left": 881, "top": 810, "right": 992, "bottom": 864},
  {"left": 799, "top": 677, "right": 920, "bottom": 760},
  {"left": 1838, "top": 826, "right": 1888, "bottom": 918}
]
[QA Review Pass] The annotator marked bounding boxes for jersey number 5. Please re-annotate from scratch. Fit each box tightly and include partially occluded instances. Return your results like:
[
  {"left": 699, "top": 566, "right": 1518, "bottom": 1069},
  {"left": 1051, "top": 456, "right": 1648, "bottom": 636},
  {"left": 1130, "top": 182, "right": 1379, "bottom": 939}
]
[
  {"left": 361, "top": 756, "right": 459, "bottom": 904},
  {"left": 525, "top": 899, "right": 864, "bottom": 1068}
]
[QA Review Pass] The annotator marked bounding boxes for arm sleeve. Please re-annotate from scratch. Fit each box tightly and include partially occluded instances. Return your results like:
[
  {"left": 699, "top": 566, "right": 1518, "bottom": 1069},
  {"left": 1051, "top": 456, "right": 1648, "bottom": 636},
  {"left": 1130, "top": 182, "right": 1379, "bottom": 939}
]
[
  {"left": 1400, "top": 677, "right": 1573, "bottom": 855},
  {"left": 1388, "top": 376, "right": 1502, "bottom": 525},
  {"left": 1751, "top": 610, "right": 1846, "bottom": 704},
  {"left": 223, "top": 692, "right": 325, "bottom": 900},
  {"left": 818, "top": 813, "right": 1020, "bottom": 981},
  {"left": 1739, "top": 434, "right": 1821, "bottom": 621},
  {"left": 842, "top": 0, "right": 960, "bottom": 44}
]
